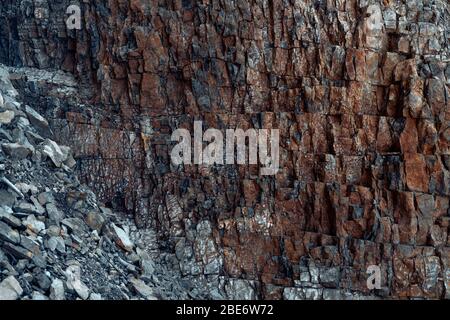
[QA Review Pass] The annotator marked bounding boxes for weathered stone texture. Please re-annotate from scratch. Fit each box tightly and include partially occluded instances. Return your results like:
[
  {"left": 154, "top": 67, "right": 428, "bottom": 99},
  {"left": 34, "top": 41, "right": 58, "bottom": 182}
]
[{"left": 1, "top": 0, "right": 449, "bottom": 299}]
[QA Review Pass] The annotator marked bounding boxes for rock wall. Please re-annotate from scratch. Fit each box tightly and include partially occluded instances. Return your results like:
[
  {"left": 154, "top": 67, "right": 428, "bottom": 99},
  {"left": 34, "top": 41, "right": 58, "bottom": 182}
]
[
  {"left": 1, "top": 64, "right": 206, "bottom": 300},
  {"left": 1, "top": 0, "right": 449, "bottom": 299}
]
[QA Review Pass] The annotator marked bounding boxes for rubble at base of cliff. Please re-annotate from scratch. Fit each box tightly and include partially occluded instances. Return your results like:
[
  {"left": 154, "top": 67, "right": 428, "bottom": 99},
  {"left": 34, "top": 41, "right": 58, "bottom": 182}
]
[
  {"left": 1, "top": 0, "right": 449, "bottom": 300},
  {"left": 2, "top": 62, "right": 431, "bottom": 301},
  {"left": 0, "top": 65, "right": 227, "bottom": 300},
  {"left": 0, "top": 63, "right": 401, "bottom": 301}
]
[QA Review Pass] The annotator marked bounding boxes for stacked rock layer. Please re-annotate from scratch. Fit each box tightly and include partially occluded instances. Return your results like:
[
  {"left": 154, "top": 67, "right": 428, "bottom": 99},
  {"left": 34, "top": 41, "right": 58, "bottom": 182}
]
[{"left": 0, "top": 0, "right": 449, "bottom": 299}]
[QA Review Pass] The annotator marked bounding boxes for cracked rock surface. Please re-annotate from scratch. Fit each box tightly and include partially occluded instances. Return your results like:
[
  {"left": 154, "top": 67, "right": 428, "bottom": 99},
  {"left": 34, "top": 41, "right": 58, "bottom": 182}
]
[
  {"left": 0, "top": 0, "right": 449, "bottom": 299},
  {"left": 0, "top": 65, "right": 231, "bottom": 300}
]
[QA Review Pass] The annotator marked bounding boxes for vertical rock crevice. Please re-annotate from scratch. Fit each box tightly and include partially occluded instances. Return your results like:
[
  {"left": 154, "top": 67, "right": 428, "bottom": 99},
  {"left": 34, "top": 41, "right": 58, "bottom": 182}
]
[{"left": 0, "top": 0, "right": 449, "bottom": 299}]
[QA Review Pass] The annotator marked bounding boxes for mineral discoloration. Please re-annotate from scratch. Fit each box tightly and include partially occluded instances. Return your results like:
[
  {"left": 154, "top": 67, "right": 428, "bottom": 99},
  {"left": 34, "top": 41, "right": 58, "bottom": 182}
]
[{"left": 0, "top": 0, "right": 449, "bottom": 299}]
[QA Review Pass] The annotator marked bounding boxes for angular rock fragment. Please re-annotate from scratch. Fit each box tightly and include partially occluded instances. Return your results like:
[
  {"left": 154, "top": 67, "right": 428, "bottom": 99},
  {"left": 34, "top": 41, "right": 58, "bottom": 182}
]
[
  {"left": 62, "top": 218, "right": 89, "bottom": 236},
  {"left": 24, "top": 105, "right": 51, "bottom": 137},
  {"left": 37, "top": 192, "right": 54, "bottom": 206},
  {"left": 224, "top": 280, "right": 257, "bottom": 300},
  {"left": 32, "top": 291, "right": 49, "bottom": 300},
  {"left": 0, "top": 220, "right": 20, "bottom": 244},
  {"left": 85, "top": 212, "right": 105, "bottom": 232},
  {"left": 34, "top": 272, "right": 52, "bottom": 291},
  {"left": 50, "top": 279, "right": 65, "bottom": 300},
  {"left": 0, "top": 110, "right": 14, "bottom": 124},
  {"left": 65, "top": 265, "right": 90, "bottom": 300},
  {"left": 20, "top": 236, "right": 40, "bottom": 255},
  {"left": 111, "top": 223, "right": 134, "bottom": 252},
  {"left": 46, "top": 236, "right": 65, "bottom": 253},
  {"left": 0, "top": 128, "right": 12, "bottom": 141},
  {"left": 1, "top": 143, "right": 32, "bottom": 160},
  {"left": 0, "top": 276, "right": 23, "bottom": 300},
  {"left": 41, "top": 139, "right": 67, "bottom": 168},
  {"left": 130, "top": 278, "right": 158, "bottom": 300},
  {"left": 0, "top": 210, "right": 22, "bottom": 228},
  {"left": 23, "top": 215, "right": 46, "bottom": 234},
  {"left": 46, "top": 203, "right": 63, "bottom": 225},
  {"left": 2, "top": 242, "right": 33, "bottom": 260},
  {"left": 13, "top": 202, "right": 42, "bottom": 215}
]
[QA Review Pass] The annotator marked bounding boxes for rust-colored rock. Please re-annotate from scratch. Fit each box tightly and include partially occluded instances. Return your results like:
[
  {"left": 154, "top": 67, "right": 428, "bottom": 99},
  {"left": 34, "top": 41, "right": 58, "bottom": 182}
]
[{"left": 1, "top": 0, "right": 449, "bottom": 299}]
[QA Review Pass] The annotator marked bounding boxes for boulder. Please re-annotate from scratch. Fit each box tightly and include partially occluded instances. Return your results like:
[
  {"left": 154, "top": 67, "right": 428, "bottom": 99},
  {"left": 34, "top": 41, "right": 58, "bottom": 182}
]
[
  {"left": 0, "top": 220, "right": 20, "bottom": 244},
  {"left": 1, "top": 143, "right": 33, "bottom": 160},
  {"left": 23, "top": 215, "right": 46, "bottom": 234},
  {"left": 65, "top": 265, "right": 90, "bottom": 300},
  {"left": 50, "top": 279, "right": 65, "bottom": 300},
  {"left": 24, "top": 105, "right": 51, "bottom": 137},
  {"left": 0, "top": 276, "right": 23, "bottom": 300},
  {"left": 130, "top": 278, "right": 158, "bottom": 300},
  {"left": 85, "top": 212, "right": 105, "bottom": 232},
  {"left": 0, "top": 110, "right": 15, "bottom": 124},
  {"left": 111, "top": 223, "right": 134, "bottom": 252},
  {"left": 41, "top": 139, "right": 67, "bottom": 168}
]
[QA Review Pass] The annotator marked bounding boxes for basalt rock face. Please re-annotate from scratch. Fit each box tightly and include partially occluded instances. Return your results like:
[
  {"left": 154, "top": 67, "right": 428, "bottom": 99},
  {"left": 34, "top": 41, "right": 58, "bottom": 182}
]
[{"left": 1, "top": 0, "right": 449, "bottom": 299}]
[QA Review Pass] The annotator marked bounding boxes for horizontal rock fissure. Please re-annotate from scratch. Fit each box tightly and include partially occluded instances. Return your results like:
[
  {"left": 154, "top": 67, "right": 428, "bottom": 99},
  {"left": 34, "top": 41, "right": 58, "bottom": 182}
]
[{"left": 0, "top": 0, "right": 449, "bottom": 300}]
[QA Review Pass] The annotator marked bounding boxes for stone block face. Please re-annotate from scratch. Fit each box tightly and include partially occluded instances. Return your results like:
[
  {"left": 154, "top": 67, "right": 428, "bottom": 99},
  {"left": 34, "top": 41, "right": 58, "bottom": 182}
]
[{"left": 1, "top": 0, "right": 449, "bottom": 299}]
